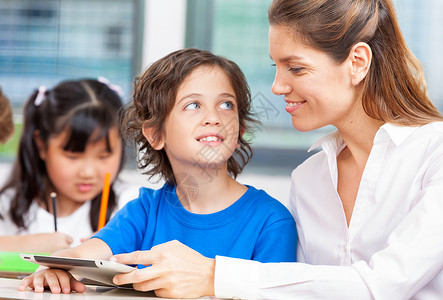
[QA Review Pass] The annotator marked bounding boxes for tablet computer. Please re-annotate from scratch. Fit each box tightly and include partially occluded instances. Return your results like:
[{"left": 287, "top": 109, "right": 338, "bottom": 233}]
[{"left": 20, "top": 254, "right": 136, "bottom": 287}]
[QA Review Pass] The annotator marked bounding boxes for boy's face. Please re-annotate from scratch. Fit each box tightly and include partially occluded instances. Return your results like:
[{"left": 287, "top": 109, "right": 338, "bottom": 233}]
[{"left": 155, "top": 65, "right": 240, "bottom": 176}]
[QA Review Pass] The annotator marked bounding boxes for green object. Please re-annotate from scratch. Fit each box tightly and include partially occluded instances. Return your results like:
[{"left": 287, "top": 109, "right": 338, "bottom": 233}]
[
  {"left": 0, "top": 122, "right": 22, "bottom": 159},
  {"left": 0, "top": 251, "right": 48, "bottom": 273}
]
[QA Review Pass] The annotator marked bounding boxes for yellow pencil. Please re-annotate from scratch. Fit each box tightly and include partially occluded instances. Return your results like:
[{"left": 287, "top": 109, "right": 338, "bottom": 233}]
[{"left": 98, "top": 173, "right": 111, "bottom": 230}]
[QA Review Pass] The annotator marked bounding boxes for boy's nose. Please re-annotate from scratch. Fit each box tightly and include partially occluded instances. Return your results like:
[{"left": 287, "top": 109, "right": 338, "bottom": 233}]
[{"left": 203, "top": 110, "right": 221, "bottom": 126}]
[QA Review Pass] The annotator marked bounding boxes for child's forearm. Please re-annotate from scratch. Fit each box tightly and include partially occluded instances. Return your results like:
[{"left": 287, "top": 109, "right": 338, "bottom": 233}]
[
  {"left": 51, "top": 237, "right": 113, "bottom": 261},
  {"left": 0, "top": 233, "right": 72, "bottom": 253}
]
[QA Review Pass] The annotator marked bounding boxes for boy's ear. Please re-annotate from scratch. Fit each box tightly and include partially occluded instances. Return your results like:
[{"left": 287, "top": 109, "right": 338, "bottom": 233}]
[
  {"left": 348, "top": 42, "right": 372, "bottom": 86},
  {"left": 142, "top": 125, "right": 165, "bottom": 150},
  {"left": 33, "top": 130, "right": 47, "bottom": 160},
  {"left": 239, "top": 127, "right": 246, "bottom": 137},
  {"left": 237, "top": 128, "right": 246, "bottom": 148}
]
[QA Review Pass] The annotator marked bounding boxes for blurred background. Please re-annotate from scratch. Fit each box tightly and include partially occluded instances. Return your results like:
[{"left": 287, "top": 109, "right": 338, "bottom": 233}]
[{"left": 1, "top": 0, "right": 442, "bottom": 203}]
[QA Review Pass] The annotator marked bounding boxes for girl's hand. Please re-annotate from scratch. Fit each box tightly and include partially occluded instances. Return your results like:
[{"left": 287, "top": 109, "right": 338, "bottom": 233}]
[
  {"left": 111, "top": 240, "right": 215, "bottom": 298},
  {"left": 0, "top": 233, "right": 73, "bottom": 253},
  {"left": 32, "top": 233, "right": 74, "bottom": 253},
  {"left": 18, "top": 267, "right": 85, "bottom": 294}
]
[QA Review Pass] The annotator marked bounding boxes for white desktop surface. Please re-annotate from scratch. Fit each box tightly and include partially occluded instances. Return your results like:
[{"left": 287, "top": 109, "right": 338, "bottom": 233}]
[{"left": 0, "top": 277, "right": 215, "bottom": 300}]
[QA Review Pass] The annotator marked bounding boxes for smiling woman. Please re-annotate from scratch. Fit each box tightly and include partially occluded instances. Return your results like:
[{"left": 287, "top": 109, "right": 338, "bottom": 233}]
[
  {"left": 211, "top": 0, "right": 443, "bottom": 298},
  {"left": 269, "top": 25, "right": 358, "bottom": 133}
]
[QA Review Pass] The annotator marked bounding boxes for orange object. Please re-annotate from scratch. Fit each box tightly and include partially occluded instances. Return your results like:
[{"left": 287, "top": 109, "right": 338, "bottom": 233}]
[{"left": 98, "top": 173, "right": 111, "bottom": 230}]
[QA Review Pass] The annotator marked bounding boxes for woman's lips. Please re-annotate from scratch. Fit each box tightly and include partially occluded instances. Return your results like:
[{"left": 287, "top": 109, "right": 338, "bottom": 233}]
[{"left": 285, "top": 100, "right": 306, "bottom": 113}]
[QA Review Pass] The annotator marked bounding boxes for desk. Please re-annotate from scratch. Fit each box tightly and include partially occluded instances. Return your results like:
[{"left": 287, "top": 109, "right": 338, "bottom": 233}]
[{"left": 0, "top": 278, "right": 215, "bottom": 300}]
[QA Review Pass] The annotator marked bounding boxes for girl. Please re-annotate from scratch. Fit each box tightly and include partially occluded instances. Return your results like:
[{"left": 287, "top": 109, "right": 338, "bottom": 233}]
[
  {"left": 19, "top": 48, "right": 298, "bottom": 295},
  {"left": 0, "top": 79, "right": 138, "bottom": 253}
]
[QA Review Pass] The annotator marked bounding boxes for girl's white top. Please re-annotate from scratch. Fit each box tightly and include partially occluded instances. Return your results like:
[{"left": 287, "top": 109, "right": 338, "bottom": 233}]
[
  {"left": 215, "top": 122, "right": 443, "bottom": 300},
  {"left": 0, "top": 179, "right": 139, "bottom": 247}
]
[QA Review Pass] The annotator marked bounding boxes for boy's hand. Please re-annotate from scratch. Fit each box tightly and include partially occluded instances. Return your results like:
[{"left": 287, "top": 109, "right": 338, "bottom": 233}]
[
  {"left": 111, "top": 240, "right": 215, "bottom": 298},
  {"left": 18, "top": 267, "right": 86, "bottom": 294}
]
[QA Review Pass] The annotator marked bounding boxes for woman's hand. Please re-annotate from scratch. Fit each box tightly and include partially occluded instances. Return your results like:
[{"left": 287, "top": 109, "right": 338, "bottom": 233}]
[
  {"left": 18, "top": 267, "right": 85, "bottom": 294},
  {"left": 111, "top": 240, "right": 215, "bottom": 298}
]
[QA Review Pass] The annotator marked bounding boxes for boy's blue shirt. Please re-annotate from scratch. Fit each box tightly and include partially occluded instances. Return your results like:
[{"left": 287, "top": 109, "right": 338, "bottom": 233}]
[{"left": 94, "top": 183, "right": 297, "bottom": 265}]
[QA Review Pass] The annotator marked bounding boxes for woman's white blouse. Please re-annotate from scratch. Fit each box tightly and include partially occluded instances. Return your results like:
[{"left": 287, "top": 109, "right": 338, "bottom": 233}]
[{"left": 215, "top": 122, "right": 443, "bottom": 300}]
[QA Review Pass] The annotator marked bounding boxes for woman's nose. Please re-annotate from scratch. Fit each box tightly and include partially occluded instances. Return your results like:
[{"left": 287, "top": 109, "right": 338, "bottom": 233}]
[{"left": 272, "top": 71, "right": 292, "bottom": 96}]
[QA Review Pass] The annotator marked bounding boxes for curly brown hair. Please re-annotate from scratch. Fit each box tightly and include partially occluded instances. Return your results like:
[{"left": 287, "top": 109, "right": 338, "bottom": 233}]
[{"left": 120, "top": 48, "right": 258, "bottom": 184}]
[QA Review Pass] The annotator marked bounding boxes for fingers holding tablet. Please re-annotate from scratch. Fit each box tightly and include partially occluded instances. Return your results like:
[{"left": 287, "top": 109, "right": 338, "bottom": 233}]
[
  {"left": 18, "top": 267, "right": 86, "bottom": 294},
  {"left": 19, "top": 254, "right": 135, "bottom": 288}
]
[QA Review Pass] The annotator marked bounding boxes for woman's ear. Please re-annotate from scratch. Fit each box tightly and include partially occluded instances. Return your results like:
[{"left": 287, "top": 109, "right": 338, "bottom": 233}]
[
  {"left": 33, "top": 130, "right": 47, "bottom": 160},
  {"left": 349, "top": 42, "right": 372, "bottom": 86},
  {"left": 142, "top": 125, "right": 165, "bottom": 150}
]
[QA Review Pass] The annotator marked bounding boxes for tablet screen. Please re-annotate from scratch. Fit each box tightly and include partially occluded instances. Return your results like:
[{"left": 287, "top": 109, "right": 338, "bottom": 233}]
[
  {"left": 20, "top": 254, "right": 135, "bottom": 287},
  {"left": 31, "top": 255, "right": 98, "bottom": 268}
]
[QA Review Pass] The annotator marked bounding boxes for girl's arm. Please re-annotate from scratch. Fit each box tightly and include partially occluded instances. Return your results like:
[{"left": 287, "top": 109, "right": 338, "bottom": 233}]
[
  {"left": 18, "top": 237, "right": 113, "bottom": 294},
  {"left": 0, "top": 233, "right": 73, "bottom": 253}
]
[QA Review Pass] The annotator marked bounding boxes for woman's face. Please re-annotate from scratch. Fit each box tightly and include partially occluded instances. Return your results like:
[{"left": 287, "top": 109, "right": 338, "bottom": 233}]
[{"left": 269, "top": 25, "right": 359, "bottom": 132}]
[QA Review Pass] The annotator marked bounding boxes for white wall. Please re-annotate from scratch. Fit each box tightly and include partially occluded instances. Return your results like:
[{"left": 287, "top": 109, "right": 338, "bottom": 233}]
[{"left": 142, "top": 0, "right": 187, "bottom": 68}]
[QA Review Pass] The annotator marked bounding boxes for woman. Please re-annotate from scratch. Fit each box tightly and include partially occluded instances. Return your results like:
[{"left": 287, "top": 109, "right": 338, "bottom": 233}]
[{"left": 24, "top": 0, "right": 443, "bottom": 299}]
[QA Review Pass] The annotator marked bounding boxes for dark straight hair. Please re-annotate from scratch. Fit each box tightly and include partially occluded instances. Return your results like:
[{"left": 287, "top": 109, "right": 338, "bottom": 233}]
[{"left": 0, "top": 79, "right": 124, "bottom": 231}]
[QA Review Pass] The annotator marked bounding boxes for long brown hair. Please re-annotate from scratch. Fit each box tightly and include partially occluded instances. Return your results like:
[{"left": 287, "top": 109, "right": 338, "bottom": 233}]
[{"left": 268, "top": 0, "right": 443, "bottom": 125}]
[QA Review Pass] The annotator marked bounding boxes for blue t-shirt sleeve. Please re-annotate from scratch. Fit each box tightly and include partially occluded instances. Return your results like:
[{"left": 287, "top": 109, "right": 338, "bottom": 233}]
[
  {"left": 93, "top": 188, "right": 150, "bottom": 255},
  {"left": 251, "top": 198, "right": 298, "bottom": 263}
]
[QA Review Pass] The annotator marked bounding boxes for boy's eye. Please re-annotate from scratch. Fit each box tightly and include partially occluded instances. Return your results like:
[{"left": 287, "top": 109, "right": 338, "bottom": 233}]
[
  {"left": 219, "top": 101, "right": 234, "bottom": 110},
  {"left": 184, "top": 102, "right": 200, "bottom": 110}
]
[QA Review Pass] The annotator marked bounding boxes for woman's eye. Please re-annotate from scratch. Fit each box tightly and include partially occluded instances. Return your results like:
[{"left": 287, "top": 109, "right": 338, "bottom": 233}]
[
  {"left": 220, "top": 101, "right": 234, "bottom": 110},
  {"left": 185, "top": 102, "right": 199, "bottom": 110},
  {"left": 289, "top": 67, "right": 304, "bottom": 73}
]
